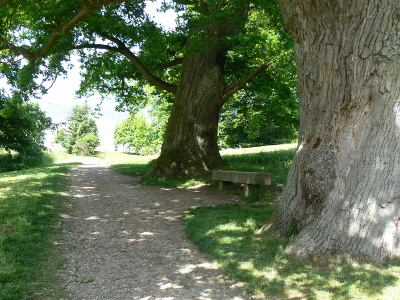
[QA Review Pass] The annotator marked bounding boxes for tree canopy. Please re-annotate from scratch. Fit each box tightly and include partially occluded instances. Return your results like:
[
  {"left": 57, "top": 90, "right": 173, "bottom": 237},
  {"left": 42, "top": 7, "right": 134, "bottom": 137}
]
[
  {"left": 0, "top": 0, "right": 295, "bottom": 118},
  {"left": 0, "top": 0, "right": 297, "bottom": 176}
]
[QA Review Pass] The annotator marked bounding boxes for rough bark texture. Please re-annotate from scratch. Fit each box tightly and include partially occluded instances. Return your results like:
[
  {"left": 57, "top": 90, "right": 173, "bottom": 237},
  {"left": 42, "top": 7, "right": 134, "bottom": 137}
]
[
  {"left": 151, "top": 3, "right": 248, "bottom": 178},
  {"left": 263, "top": 0, "right": 400, "bottom": 261},
  {"left": 151, "top": 38, "right": 226, "bottom": 178}
]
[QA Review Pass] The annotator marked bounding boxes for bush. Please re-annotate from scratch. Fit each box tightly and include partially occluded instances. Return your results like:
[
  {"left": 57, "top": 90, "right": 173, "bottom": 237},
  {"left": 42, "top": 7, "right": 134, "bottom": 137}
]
[
  {"left": 0, "top": 153, "right": 23, "bottom": 172},
  {"left": 0, "top": 151, "right": 58, "bottom": 173},
  {"left": 72, "top": 133, "right": 100, "bottom": 156}
]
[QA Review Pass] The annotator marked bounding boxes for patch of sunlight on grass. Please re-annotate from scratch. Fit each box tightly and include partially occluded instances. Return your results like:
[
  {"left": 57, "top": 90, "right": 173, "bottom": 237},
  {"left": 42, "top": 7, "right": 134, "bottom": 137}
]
[
  {"left": 0, "top": 172, "right": 47, "bottom": 183},
  {"left": 183, "top": 204, "right": 400, "bottom": 299},
  {"left": 239, "top": 261, "right": 255, "bottom": 271},
  {"left": 207, "top": 222, "right": 247, "bottom": 235},
  {"left": 244, "top": 218, "right": 257, "bottom": 230},
  {"left": 220, "top": 143, "right": 297, "bottom": 155},
  {"left": 177, "top": 179, "right": 205, "bottom": 188},
  {"left": 0, "top": 163, "right": 76, "bottom": 299},
  {"left": 103, "top": 152, "right": 157, "bottom": 165},
  {"left": 312, "top": 290, "right": 332, "bottom": 299},
  {"left": 218, "top": 236, "right": 243, "bottom": 244}
]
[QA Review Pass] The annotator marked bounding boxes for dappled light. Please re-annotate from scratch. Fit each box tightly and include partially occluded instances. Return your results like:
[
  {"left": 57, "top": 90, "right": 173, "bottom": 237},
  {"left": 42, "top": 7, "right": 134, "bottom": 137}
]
[
  {"left": 58, "top": 159, "right": 251, "bottom": 299},
  {"left": 183, "top": 204, "right": 400, "bottom": 299}
]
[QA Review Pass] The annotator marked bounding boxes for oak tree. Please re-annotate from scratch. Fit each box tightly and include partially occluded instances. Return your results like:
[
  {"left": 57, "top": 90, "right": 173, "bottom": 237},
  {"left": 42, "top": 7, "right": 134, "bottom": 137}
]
[
  {"left": 263, "top": 0, "right": 400, "bottom": 261},
  {"left": 0, "top": 0, "right": 293, "bottom": 177}
]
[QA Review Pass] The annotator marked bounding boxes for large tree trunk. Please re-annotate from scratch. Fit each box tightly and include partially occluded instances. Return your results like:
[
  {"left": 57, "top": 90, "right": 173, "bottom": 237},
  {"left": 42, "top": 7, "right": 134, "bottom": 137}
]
[
  {"left": 151, "top": 2, "right": 248, "bottom": 178},
  {"left": 151, "top": 42, "right": 226, "bottom": 177},
  {"left": 263, "top": 0, "right": 400, "bottom": 261}
]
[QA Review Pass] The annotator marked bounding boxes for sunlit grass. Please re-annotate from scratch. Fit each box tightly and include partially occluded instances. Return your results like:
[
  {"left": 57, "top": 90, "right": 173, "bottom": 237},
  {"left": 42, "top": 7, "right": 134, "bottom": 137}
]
[
  {"left": 102, "top": 152, "right": 213, "bottom": 187},
  {"left": 0, "top": 163, "right": 78, "bottom": 300},
  {"left": 103, "top": 143, "right": 297, "bottom": 190},
  {"left": 220, "top": 142, "right": 297, "bottom": 155},
  {"left": 183, "top": 204, "right": 400, "bottom": 299},
  {"left": 102, "top": 152, "right": 156, "bottom": 176}
]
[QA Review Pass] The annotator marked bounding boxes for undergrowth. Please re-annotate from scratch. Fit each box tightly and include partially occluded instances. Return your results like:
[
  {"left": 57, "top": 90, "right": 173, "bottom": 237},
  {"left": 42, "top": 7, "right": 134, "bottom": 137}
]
[{"left": 0, "top": 151, "right": 59, "bottom": 173}]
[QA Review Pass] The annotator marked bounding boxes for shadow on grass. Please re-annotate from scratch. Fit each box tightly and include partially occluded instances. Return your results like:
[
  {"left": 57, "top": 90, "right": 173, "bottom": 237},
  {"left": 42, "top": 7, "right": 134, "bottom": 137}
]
[
  {"left": 183, "top": 204, "right": 400, "bottom": 299},
  {"left": 109, "top": 163, "right": 153, "bottom": 176}
]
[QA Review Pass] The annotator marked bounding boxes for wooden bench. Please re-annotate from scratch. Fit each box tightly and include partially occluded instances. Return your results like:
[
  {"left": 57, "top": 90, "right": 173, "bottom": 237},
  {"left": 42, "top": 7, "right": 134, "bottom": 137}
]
[{"left": 212, "top": 170, "right": 272, "bottom": 197}]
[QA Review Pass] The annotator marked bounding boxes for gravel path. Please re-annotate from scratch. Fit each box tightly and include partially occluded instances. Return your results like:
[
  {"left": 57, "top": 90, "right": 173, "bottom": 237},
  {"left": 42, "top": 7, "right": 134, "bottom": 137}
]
[{"left": 57, "top": 158, "right": 254, "bottom": 300}]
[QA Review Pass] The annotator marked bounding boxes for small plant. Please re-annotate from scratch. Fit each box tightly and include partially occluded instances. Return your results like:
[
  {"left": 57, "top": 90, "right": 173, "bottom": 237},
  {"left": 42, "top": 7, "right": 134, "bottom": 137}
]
[{"left": 77, "top": 276, "right": 94, "bottom": 284}]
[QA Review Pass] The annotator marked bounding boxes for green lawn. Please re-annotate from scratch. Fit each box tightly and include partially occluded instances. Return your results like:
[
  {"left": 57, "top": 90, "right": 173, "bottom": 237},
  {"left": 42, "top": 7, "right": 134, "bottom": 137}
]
[
  {"left": 183, "top": 204, "right": 400, "bottom": 299},
  {"left": 103, "top": 143, "right": 297, "bottom": 192},
  {"left": 0, "top": 162, "right": 78, "bottom": 300},
  {"left": 102, "top": 152, "right": 157, "bottom": 176}
]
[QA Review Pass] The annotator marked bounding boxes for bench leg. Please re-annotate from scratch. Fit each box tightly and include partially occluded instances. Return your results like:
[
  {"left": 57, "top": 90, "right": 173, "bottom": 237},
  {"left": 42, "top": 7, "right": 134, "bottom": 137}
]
[
  {"left": 244, "top": 184, "right": 251, "bottom": 197},
  {"left": 219, "top": 181, "right": 227, "bottom": 191}
]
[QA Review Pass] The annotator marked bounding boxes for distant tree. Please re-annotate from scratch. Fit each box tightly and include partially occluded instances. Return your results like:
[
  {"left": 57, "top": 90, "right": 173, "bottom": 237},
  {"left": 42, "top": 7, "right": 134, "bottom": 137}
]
[
  {"left": 114, "top": 112, "right": 161, "bottom": 155},
  {"left": 53, "top": 128, "right": 69, "bottom": 149},
  {"left": 54, "top": 103, "right": 100, "bottom": 155}
]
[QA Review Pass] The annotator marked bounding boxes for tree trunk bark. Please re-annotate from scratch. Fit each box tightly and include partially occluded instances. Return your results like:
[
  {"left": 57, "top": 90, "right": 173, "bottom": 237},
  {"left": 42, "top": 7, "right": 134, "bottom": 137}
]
[
  {"left": 263, "top": 0, "right": 400, "bottom": 261},
  {"left": 151, "top": 42, "right": 226, "bottom": 177},
  {"left": 151, "top": 3, "right": 248, "bottom": 178}
]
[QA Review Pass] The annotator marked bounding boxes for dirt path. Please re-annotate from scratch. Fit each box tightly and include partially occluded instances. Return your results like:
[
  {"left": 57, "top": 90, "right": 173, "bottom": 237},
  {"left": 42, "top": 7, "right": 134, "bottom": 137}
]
[{"left": 57, "top": 158, "right": 254, "bottom": 300}]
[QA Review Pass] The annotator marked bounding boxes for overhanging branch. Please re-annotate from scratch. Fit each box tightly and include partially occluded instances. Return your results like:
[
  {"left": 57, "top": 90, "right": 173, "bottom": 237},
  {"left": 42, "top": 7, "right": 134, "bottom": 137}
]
[
  {"left": 0, "top": 5, "right": 100, "bottom": 63},
  {"left": 221, "top": 62, "right": 271, "bottom": 103},
  {"left": 0, "top": 0, "right": 131, "bottom": 63},
  {"left": 69, "top": 41, "right": 178, "bottom": 94}
]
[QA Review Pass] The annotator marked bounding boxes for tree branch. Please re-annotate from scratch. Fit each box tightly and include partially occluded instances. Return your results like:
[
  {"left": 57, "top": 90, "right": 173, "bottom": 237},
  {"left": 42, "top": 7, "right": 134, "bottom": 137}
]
[
  {"left": 0, "top": 0, "right": 130, "bottom": 63},
  {"left": 162, "top": 57, "right": 183, "bottom": 69},
  {"left": 69, "top": 42, "right": 178, "bottom": 94},
  {"left": 221, "top": 62, "right": 271, "bottom": 103},
  {"left": 95, "top": 30, "right": 127, "bottom": 48},
  {"left": 119, "top": 48, "right": 178, "bottom": 94},
  {"left": 69, "top": 43, "right": 118, "bottom": 52},
  {"left": 0, "top": 5, "right": 100, "bottom": 63}
]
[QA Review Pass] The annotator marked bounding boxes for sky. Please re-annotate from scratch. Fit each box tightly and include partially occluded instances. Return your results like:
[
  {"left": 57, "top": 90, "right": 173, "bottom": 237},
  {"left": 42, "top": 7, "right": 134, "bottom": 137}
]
[{"left": 36, "top": 0, "right": 178, "bottom": 126}]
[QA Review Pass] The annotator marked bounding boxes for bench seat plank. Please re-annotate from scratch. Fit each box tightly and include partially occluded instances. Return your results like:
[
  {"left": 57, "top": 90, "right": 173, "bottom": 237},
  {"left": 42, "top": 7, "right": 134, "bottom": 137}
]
[{"left": 212, "top": 170, "right": 272, "bottom": 197}]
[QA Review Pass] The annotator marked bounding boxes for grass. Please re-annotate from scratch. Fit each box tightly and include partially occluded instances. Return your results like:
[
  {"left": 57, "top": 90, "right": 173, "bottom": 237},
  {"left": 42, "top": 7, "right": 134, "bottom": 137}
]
[
  {"left": 102, "top": 152, "right": 156, "bottom": 176},
  {"left": 3, "top": 145, "right": 398, "bottom": 299},
  {"left": 0, "top": 162, "right": 79, "bottom": 300},
  {"left": 103, "top": 143, "right": 297, "bottom": 190},
  {"left": 102, "top": 152, "right": 214, "bottom": 188},
  {"left": 104, "top": 143, "right": 400, "bottom": 299},
  {"left": 183, "top": 204, "right": 400, "bottom": 299},
  {"left": 221, "top": 146, "right": 296, "bottom": 187}
]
